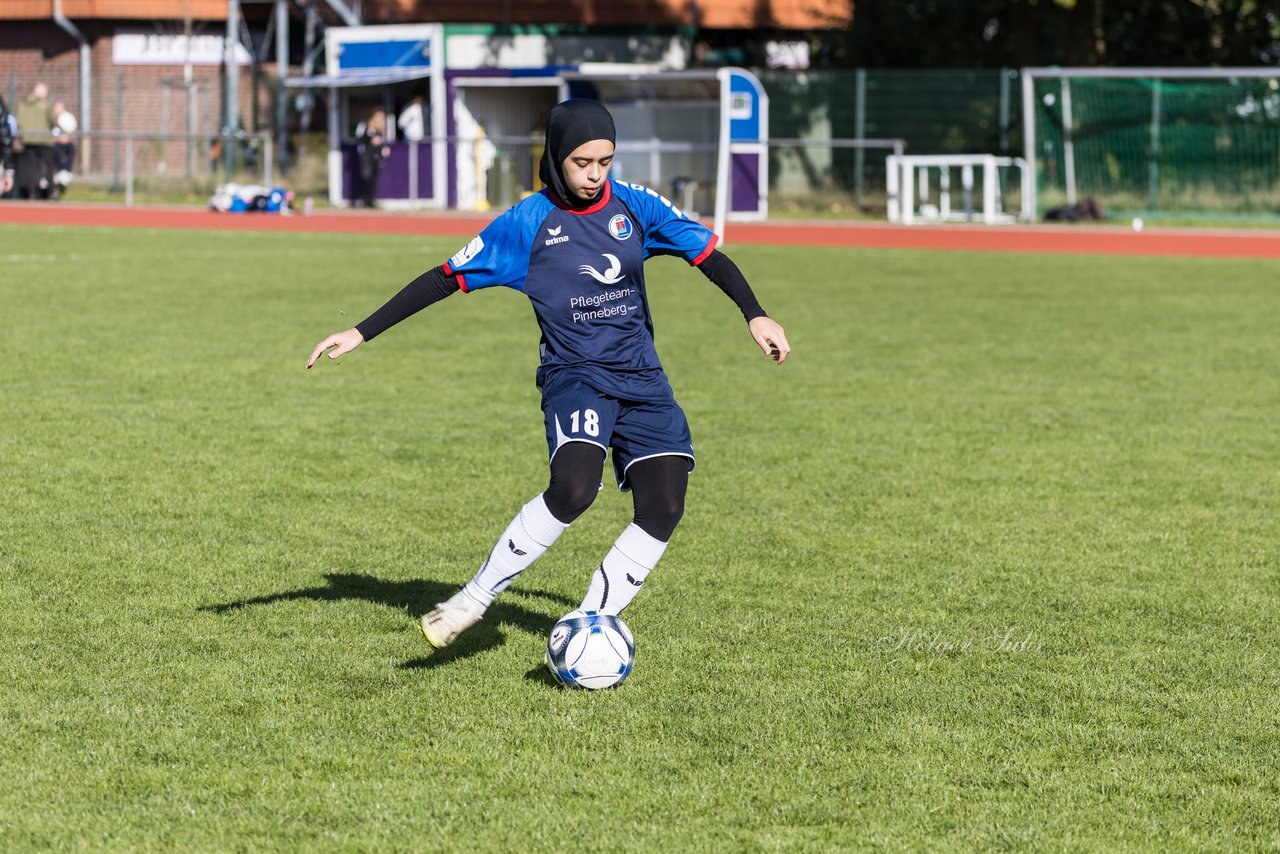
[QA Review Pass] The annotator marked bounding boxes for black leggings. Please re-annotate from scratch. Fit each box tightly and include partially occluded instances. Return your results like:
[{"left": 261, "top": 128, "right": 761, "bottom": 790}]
[{"left": 542, "top": 442, "right": 687, "bottom": 541}]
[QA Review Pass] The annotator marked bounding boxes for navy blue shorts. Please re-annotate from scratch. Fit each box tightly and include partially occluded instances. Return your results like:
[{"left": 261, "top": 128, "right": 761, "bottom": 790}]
[{"left": 541, "top": 376, "right": 694, "bottom": 491}]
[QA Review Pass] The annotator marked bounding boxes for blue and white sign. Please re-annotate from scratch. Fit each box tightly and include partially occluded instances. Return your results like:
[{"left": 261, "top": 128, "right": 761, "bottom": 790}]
[
  {"left": 726, "top": 69, "right": 764, "bottom": 144},
  {"left": 715, "top": 67, "right": 769, "bottom": 229},
  {"left": 325, "top": 24, "right": 442, "bottom": 78}
]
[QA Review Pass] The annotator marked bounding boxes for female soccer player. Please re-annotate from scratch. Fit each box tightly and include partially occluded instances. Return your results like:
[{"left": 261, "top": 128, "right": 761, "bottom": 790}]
[{"left": 307, "top": 99, "right": 790, "bottom": 649}]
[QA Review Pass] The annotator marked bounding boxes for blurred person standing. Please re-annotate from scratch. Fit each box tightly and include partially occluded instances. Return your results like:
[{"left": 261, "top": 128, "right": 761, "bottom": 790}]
[
  {"left": 14, "top": 83, "right": 55, "bottom": 199},
  {"left": 0, "top": 94, "right": 14, "bottom": 197},
  {"left": 354, "top": 108, "right": 390, "bottom": 208},
  {"left": 397, "top": 95, "right": 425, "bottom": 142},
  {"left": 50, "top": 101, "right": 78, "bottom": 200}
]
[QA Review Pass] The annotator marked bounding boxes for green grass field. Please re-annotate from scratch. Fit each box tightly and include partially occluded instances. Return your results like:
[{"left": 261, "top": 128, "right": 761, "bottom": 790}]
[{"left": 2, "top": 225, "right": 1278, "bottom": 850}]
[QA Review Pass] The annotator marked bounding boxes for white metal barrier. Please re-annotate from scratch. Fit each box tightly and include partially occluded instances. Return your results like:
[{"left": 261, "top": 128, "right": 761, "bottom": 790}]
[{"left": 887, "top": 154, "right": 1031, "bottom": 225}]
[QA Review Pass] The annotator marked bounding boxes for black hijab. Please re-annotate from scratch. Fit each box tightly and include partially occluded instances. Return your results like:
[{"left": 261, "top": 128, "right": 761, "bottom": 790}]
[{"left": 538, "top": 99, "right": 616, "bottom": 208}]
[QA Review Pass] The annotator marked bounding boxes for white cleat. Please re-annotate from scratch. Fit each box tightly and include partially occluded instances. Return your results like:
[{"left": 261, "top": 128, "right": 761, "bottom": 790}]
[{"left": 419, "top": 600, "right": 484, "bottom": 649}]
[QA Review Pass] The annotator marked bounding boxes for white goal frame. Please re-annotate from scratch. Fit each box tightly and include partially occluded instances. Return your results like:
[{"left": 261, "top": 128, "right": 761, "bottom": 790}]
[{"left": 887, "top": 154, "right": 1031, "bottom": 225}]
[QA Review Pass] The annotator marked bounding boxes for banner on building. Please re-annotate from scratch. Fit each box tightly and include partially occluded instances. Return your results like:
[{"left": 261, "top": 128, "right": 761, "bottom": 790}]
[{"left": 113, "top": 28, "right": 252, "bottom": 66}]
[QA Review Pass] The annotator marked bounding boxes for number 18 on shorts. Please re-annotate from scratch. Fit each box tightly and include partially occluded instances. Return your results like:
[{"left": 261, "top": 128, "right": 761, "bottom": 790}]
[
  {"left": 542, "top": 378, "right": 694, "bottom": 490},
  {"left": 568, "top": 407, "right": 601, "bottom": 438}
]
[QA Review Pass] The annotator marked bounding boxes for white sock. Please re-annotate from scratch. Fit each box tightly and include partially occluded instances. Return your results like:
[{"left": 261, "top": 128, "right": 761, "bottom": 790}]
[
  {"left": 455, "top": 494, "right": 568, "bottom": 611},
  {"left": 579, "top": 524, "right": 668, "bottom": 616}
]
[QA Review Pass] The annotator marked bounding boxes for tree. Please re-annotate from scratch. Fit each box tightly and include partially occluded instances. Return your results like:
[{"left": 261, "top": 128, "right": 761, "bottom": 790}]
[{"left": 833, "top": 0, "right": 1280, "bottom": 68}]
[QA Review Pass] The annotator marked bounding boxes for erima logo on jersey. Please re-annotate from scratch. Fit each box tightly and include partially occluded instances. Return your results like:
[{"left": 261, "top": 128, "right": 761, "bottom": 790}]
[
  {"left": 449, "top": 235, "right": 484, "bottom": 268},
  {"left": 578, "top": 253, "right": 625, "bottom": 285},
  {"left": 545, "top": 225, "right": 569, "bottom": 246}
]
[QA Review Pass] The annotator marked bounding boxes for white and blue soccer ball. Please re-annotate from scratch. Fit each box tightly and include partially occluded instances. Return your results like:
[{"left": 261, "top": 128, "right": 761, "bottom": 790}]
[{"left": 545, "top": 610, "right": 635, "bottom": 690}]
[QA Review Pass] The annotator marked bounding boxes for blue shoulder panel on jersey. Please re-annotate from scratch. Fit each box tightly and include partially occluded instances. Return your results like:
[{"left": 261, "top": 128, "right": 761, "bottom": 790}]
[
  {"left": 611, "top": 180, "right": 718, "bottom": 266},
  {"left": 442, "top": 193, "right": 556, "bottom": 292}
]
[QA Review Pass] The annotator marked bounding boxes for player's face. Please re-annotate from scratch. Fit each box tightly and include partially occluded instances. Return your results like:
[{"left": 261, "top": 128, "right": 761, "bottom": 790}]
[{"left": 562, "top": 139, "right": 615, "bottom": 202}]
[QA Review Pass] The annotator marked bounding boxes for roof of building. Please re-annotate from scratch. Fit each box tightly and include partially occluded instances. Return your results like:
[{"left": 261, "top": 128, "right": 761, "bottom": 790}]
[
  {"left": 0, "top": 0, "right": 851, "bottom": 28},
  {"left": 3, "top": 0, "right": 228, "bottom": 19}
]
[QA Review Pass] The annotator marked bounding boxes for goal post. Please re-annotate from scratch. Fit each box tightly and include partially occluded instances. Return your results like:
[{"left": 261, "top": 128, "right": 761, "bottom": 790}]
[
  {"left": 886, "top": 154, "right": 1031, "bottom": 225},
  {"left": 1022, "top": 67, "right": 1280, "bottom": 221}
]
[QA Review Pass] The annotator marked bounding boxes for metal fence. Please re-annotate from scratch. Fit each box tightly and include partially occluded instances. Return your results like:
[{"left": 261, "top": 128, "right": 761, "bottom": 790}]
[
  {"left": 456, "top": 135, "right": 904, "bottom": 219},
  {"left": 760, "top": 68, "right": 1023, "bottom": 213},
  {"left": 462, "top": 134, "right": 725, "bottom": 213},
  {"left": 69, "top": 131, "right": 275, "bottom": 206},
  {"left": 329, "top": 69, "right": 1021, "bottom": 215},
  {"left": 9, "top": 60, "right": 1030, "bottom": 213}
]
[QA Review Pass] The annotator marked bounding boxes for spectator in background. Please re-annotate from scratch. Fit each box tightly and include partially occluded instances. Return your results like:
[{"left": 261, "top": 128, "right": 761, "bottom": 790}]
[
  {"left": 0, "top": 93, "right": 15, "bottom": 197},
  {"left": 50, "top": 101, "right": 77, "bottom": 200},
  {"left": 14, "top": 82, "right": 55, "bottom": 199},
  {"left": 397, "top": 95, "right": 425, "bottom": 142},
  {"left": 354, "top": 108, "right": 390, "bottom": 208}
]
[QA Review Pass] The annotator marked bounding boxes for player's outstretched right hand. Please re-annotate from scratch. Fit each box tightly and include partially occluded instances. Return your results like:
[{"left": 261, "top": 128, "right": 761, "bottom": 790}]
[{"left": 307, "top": 327, "right": 365, "bottom": 369}]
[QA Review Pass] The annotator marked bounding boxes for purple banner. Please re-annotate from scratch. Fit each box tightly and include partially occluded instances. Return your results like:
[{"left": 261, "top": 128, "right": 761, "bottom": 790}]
[{"left": 731, "top": 152, "right": 761, "bottom": 214}]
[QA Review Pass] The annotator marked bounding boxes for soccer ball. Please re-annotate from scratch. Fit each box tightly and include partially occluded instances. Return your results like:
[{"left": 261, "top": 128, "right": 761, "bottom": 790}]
[{"left": 545, "top": 610, "right": 635, "bottom": 690}]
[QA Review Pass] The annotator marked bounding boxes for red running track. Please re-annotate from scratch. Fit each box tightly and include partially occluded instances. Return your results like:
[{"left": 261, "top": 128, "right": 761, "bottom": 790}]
[{"left": 2, "top": 202, "right": 1278, "bottom": 260}]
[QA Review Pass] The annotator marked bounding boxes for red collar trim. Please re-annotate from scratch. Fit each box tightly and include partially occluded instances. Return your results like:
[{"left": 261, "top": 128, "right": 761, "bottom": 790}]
[{"left": 547, "top": 181, "right": 612, "bottom": 215}]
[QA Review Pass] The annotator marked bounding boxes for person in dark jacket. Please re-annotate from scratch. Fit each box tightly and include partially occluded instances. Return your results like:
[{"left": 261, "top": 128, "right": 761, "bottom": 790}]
[
  {"left": 355, "top": 109, "right": 390, "bottom": 208},
  {"left": 0, "top": 94, "right": 15, "bottom": 196},
  {"left": 14, "top": 82, "right": 55, "bottom": 199}
]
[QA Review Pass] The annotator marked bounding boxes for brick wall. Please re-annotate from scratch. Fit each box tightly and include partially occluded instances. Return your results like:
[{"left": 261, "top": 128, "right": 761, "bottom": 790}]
[{"left": 2, "top": 20, "right": 277, "bottom": 181}]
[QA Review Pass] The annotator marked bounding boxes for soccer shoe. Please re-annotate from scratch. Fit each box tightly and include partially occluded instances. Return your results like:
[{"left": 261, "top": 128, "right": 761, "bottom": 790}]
[{"left": 419, "top": 600, "right": 483, "bottom": 649}]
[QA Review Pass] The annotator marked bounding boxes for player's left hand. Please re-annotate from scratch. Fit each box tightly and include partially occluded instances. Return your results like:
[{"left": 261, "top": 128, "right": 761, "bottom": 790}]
[
  {"left": 1, "top": 173, "right": 12, "bottom": 195},
  {"left": 749, "top": 316, "right": 791, "bottom": 365},
  {"left": 307, "top": 327, "right": 364, "bottom": 369}
]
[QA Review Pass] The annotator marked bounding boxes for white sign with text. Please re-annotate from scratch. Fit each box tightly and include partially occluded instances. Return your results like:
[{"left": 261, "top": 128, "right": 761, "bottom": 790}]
[{"left": 113, "top": 29, "right": 252, "bottom": 66}]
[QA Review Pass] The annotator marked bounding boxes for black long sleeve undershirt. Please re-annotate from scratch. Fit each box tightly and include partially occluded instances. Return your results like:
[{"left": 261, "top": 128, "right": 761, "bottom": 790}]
[
  {"left": 696, "top": 249, "right": 766, "bottom": 322},
  {"left": 355, "top": 249, "right": 762, "bottom": 341},
  {"left": 355, "top": 265, "right": 459, "bottom": 341}
]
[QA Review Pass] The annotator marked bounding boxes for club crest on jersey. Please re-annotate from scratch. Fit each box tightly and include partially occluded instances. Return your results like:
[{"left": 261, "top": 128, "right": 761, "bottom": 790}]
[
  {"left": 608, "top": 215, "right": 633, "bottom": 241},
  {"left": 579, "top": 253, "right": 626, "bottom": 285}
]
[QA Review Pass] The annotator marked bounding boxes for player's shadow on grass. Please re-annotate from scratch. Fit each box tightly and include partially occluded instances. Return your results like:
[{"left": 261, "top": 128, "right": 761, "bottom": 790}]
[{"left": 201, "top": 572, "right": 574, "bottom": 670}]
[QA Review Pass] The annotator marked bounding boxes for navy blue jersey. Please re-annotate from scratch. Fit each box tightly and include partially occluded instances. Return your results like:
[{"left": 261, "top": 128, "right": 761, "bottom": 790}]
[{"left": 442, "top": 180, "right": 717, "bottom": 401}]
